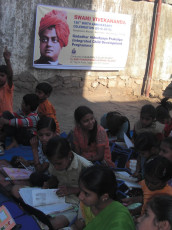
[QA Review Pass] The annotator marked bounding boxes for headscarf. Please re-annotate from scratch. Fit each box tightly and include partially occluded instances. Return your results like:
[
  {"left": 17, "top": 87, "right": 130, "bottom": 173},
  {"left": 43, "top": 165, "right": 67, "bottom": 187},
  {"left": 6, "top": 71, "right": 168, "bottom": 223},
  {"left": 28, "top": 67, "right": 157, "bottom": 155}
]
[{"left": 39, "top": 10, "right": 70, "bottom": 48}]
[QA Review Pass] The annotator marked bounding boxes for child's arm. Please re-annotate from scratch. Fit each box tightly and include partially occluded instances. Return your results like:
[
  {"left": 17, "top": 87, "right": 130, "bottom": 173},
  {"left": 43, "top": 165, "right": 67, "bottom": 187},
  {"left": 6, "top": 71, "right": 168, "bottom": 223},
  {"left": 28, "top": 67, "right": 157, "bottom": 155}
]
[
  {"left": 56, "top": 185, "right": 80, "bottom": 197},
  {"left": 8, "top": 113, "right": 38, "bottom": 128},
  {"left": 30, "top": 136, "right": 49, "bottom": 173},
  {"left": 3, "top": 46, "right": 13, "bottom": 88},
  {"left": 132, "top": 155, "right": 142, "bottom": 180}
]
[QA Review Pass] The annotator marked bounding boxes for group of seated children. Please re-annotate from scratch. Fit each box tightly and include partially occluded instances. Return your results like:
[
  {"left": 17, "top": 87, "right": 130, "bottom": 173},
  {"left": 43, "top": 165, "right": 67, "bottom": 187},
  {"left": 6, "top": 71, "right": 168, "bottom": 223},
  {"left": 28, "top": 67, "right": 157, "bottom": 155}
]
[{"left": 0, "top": 48, "right": 172, "bottom": 230}]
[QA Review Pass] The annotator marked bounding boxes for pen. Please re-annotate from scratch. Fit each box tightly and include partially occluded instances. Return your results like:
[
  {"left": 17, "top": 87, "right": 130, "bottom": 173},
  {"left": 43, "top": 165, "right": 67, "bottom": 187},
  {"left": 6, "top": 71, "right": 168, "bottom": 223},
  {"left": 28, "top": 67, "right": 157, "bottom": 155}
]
[{"left": 19, "top": 162, "right": 29, "bottom": 171}]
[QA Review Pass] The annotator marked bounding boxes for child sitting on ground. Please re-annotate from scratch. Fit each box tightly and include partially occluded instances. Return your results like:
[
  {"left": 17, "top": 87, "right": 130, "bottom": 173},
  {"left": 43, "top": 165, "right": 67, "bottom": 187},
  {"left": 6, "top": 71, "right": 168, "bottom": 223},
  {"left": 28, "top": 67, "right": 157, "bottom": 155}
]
[
  {"left": 0, "top": 93, "right": 39, "bottom": 150},
  {"left": 123, "top": 155, "right": 172, "bottom": 216},
  {"left": 133, "top": 132, "right": 159, "bottom": 180},
  {"left": 156, "top": 97, "right": 172, "bottom": 137},
  {"left": 35, "top": 82, "right": 60, "bottom": 134},
  {"left": 0, "top": 47, "right": 13, "bottom": 154},
  {"left": 11, "top": 116, "right": 57, "bottom": 186},
  {"left": 100, "top": 111, "right": 130, "bottom": 141},
  {"left": 159, "top": 136, "right": 172, "bottom": 186},
  {"left": 133, "top": 104, "right": 164, "bottom": 141},
  {"left": 11, "top": 136, "right": 92, "bottom": 229}
]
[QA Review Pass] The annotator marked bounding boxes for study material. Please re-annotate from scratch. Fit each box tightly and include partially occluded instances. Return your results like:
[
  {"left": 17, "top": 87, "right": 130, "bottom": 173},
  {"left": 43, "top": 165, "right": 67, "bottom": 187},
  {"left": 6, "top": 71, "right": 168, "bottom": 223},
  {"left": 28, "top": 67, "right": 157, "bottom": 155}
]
[
  {"left": 2, "top": 167, "right": 33, "bottom": 180},
  {"left": 19, "top": 187, "right": 73, "bottom": 215},
  {"left": 115, "top": 171, "right": 141, "bottom": 188},
  {"left": 124, "top": 133, "right": 134, "bottom": 149},
  {"left": 0, "top": 205, "right": 16, "bottom": 230}
]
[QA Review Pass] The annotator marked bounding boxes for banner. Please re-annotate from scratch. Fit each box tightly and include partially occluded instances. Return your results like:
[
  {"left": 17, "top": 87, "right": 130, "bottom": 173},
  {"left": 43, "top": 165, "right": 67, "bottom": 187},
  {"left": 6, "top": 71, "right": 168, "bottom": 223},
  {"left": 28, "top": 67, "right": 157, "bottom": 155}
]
[{"left": 33, "top": 4, "right": 131, "bottom": 70}]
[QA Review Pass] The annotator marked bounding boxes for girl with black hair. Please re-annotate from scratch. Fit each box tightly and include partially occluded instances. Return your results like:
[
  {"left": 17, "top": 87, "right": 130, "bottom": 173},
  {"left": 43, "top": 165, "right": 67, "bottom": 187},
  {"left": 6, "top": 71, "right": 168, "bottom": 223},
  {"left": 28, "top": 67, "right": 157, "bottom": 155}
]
[
  {"left": 156, "top": 97, "right": 172, "bottom": 137},
  {"left": 71, "top": 165, "right": 135, "bottom": 230},
  {"left": 73, "top": 106, "right": 114, "bottom": 167},
  {"left": 136, "top": 194, "right": 172, "bottom": 230}
]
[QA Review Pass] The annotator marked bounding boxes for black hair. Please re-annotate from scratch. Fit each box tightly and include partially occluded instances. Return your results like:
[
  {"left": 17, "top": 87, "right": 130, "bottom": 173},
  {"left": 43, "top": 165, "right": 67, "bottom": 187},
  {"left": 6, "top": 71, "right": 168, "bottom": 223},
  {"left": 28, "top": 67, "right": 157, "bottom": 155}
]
[
  {"left": 156, "top": 98, "right": 172, "bottom": 122},
  {"left": 106, "top": 111, "right": 130, "bottom": 137},
  {"left": 134, "top": 132, "right": 159, "bottom": 151},
  {"left": 161, "top": 137, "right": 172, "bottom": 150},
  {"left": 79, "top": 165, "right": 118, "bottom": 200},
  {"left": 45, "top": 136, "right": 71, "bottom": 160},
  {"left": 37, "top": 116, "right": 56, "bottom": 132},
  {"left": 74, "top": 106, "right": 97, "bottom": 145},
  {"left": 23, "top": 94, "right": 39, "bottom": 111},
  {"left": 140, "top": 104, "right": 156, "bottom": 120},
  {"left": 147, "top": 194, "right": 172, "bottom": 228},
  {"left": 144, "top": 155, "right": 172, "bottom": 185},
  {"left": 36, "top": 82, "right": 53, "bottom": 95},
  {"left": 0, "top": 65, "right": 8, "bottom": 75}
]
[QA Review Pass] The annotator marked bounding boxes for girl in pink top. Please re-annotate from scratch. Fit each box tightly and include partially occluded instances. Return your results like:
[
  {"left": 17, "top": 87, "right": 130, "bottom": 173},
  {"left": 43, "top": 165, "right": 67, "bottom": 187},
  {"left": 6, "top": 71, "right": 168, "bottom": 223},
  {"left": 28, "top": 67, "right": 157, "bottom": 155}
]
[{"left": 73, "top": 106, "right": 114, "bottom": 167}]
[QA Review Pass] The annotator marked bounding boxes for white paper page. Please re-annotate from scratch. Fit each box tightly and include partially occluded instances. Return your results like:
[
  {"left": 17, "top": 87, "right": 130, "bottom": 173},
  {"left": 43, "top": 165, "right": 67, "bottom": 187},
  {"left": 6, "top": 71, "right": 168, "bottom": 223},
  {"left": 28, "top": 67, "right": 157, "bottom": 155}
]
[
  {"left": 19, "top": 187, "right": 38, "bottom": 206},
  {"left": 124, "top": 133, "right": 134, "bottom": 148},
  {"left": 32, "top": 189, "right": 65, "bottom": 207},
  {"left": 124, "top": 181, "right": 141, "bottom": 189},
  {"left": 115, "top": 171, "right": 141, "bottom": 188},
  {"left": 36, "top": 202, "right": 73, "bottom": 215},
  {"left": 19, "top": 187, "right": 73, "bottom": 215},
  {"left": 115, "top": 171, "right": 137, "bottom": 182}
]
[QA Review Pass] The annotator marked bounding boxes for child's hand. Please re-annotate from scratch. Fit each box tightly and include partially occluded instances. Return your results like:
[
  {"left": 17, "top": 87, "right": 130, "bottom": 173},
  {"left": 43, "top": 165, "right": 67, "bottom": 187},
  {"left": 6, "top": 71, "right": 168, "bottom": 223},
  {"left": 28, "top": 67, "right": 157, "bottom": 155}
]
[
  {"left": 42, "top": 181, "right": 49, "bottom": 189},
  {"left": 3, "top": 46, "right": 11, "bottom": 60},
  {"left": 30, "top": 136, "right": 38, "bottom": 149},
  {"left": 132, "top": 171, "right": 142, "bottom": 181},
  {"left": 56, "top": 185, "right": 74, "bottom": 197}
]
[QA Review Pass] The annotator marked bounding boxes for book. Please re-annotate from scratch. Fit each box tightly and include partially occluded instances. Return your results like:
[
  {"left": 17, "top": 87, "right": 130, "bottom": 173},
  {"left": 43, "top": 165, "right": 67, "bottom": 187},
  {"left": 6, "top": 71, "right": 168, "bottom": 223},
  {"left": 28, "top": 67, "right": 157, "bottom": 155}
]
[
  {"left": 0, "top": 205, "right": 16, "bottom": 230},
  {"left": 124, "top": 133, "right": 134, "bottom": 149},
  {"left": 19, "top": 187, "right": 73, "bottom": 215},
  {"left": 2, "top": 167, "right": 33, "bottom": 180},
  {"left": 115, "top": 171, "right": 141, "bottom": 188}
]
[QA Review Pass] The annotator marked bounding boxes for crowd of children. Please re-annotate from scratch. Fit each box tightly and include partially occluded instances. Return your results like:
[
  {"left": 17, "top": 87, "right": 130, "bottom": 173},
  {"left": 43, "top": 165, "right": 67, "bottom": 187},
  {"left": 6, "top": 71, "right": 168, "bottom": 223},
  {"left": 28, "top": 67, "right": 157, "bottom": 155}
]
[{"left": 0, "top": 48, "right": 172, "bottom": 230}]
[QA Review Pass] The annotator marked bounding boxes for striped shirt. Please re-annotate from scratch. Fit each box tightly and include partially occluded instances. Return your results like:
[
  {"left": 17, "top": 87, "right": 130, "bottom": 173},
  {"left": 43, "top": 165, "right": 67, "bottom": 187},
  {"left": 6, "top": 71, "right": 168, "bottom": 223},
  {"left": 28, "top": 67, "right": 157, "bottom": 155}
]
[{"left": 9, "top": 109, "right": 39, "bottom": 135}]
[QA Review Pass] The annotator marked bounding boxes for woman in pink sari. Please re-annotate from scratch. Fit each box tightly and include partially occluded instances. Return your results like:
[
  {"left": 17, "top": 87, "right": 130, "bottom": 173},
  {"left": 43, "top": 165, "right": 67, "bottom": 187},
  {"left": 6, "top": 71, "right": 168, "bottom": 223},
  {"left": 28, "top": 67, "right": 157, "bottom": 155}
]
[{"left": 73, "top": 106, "right": 114, "bottom": 167}]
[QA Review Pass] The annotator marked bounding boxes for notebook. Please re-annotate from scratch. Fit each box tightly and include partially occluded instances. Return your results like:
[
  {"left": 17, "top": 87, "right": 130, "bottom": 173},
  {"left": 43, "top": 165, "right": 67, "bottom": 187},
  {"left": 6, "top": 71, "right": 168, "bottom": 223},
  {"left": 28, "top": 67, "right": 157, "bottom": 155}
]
[
  {"left": 115, "top": 171, "right": 141, "bottom": 188},
  {"left": 2, "top": 167, "right": 33, "bottom": 180},
  {"left": 19, "top": 187, "right": 73, "bottom": 215},
  {"left": 0, "top": 205, "right": 16, "bottom": 230}
]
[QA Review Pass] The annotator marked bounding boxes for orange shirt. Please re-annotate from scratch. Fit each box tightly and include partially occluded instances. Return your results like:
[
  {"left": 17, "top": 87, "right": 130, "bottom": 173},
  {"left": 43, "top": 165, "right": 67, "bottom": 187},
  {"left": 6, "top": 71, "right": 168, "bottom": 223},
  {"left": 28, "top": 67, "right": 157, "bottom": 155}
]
[
  {"left": 140, "top": 180, "right": 172, "bottom": 214},
  {"left": 0, "top": 83, "right": 14, "bottom": 116},
  {"left": 38, "top": 99, "right": 60, "bottom": 134}
]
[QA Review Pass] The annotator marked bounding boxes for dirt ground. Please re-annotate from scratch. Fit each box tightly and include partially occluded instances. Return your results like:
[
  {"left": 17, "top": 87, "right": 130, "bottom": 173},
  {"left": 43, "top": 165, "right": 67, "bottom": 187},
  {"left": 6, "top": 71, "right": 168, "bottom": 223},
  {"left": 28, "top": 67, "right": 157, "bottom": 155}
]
[{"left": 13, "top": 86, "right": 161, "bottom": 134}]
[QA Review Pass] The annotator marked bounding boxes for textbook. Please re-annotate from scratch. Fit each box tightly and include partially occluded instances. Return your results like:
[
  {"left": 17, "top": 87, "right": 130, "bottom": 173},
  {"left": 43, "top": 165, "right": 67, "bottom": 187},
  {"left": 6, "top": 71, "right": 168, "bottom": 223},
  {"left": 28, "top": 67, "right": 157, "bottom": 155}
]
[
  {"left": 0, "top": 205, "right": 16, "bottom": 230},
  {"left": 115, "top": 171, "right": 141, "bottom": 189},
  {"left": 2, "top": 167, "right": 33, "bottom": 180},
  {"left": 19, "top": 187, "right": 73, "bottom": 215}
]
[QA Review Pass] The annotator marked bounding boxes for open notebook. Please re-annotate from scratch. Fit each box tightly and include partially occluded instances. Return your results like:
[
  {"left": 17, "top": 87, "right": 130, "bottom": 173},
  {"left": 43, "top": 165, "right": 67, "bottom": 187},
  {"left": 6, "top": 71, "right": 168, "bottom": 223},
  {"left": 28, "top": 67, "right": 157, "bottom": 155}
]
[
  {"left": 115, "top": 171, "right": 141, "bottom": 189},
  {"left": 19, "top": 187, "right": 73, "bottom": 215}
]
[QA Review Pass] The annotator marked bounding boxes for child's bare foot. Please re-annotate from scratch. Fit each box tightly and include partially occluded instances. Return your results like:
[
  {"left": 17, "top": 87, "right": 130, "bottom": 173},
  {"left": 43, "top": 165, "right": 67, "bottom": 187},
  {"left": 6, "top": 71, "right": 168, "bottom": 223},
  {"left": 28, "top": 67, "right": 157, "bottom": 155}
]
[{"left": 6, "top": 139, "right": 18, "bottom": 150}]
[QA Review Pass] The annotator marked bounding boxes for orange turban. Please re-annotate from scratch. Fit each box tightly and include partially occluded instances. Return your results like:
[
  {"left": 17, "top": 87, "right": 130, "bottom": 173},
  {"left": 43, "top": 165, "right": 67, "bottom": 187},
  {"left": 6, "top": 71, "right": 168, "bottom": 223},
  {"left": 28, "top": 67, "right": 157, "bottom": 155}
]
[{"left": 39, "top": 10, "right": 70, "bottom": 48}]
